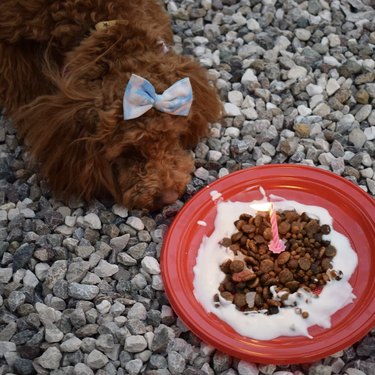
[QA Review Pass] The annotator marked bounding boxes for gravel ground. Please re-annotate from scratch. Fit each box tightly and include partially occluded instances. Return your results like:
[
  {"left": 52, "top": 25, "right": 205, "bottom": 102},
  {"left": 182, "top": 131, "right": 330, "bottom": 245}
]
[{"left": 1, "top": 0, "right": 375, "bottom": 374}]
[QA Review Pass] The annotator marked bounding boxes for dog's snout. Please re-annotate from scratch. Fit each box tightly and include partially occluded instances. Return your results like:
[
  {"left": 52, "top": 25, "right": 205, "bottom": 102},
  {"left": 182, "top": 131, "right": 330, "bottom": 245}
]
[{"left": 155, "top": 189, "right": 179, "bottom": 207}]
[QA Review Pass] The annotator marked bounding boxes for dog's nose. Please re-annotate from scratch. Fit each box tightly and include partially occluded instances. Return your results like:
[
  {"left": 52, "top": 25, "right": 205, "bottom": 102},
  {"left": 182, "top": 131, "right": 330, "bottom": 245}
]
[
  {"left": 161, "top": 189, "right": 179, "bottom": 205},
  {"left": 153, "top": 189, "right": 179, "bottom": 209}
]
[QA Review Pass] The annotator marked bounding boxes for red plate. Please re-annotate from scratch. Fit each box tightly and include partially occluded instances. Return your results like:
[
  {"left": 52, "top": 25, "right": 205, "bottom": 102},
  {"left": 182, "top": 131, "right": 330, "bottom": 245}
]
[{"left": 160, "top": 165, "right": 375, "bottom": 364}]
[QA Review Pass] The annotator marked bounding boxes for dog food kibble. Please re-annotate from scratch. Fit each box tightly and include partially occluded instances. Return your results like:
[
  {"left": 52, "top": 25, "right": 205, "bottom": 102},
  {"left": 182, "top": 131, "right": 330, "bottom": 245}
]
[{"left": 216, "top": 210, "right": 341, "bottom": 315}]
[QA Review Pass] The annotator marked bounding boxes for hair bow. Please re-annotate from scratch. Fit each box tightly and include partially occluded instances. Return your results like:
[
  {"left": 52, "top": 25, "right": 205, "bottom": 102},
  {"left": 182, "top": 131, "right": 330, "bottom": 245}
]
[{"left": 123, "top": 74, "right": 193, "bottom": 120}]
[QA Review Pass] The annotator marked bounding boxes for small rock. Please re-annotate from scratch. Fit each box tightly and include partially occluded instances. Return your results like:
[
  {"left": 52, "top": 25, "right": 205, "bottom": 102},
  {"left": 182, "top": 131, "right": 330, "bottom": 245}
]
[
  {"left": 288, "top": 66, "right": 307, "bottom": 80},
  {"left": 37, "top": 347, "right": 62, "bottom": 370},
  {"left": 141, "top": 256, "right": 160, "bottom": 275},
  {"left": 0, "top": 268, "right": 13, "bottom": 283},
  {"left": 68, "top": 283, "right": 99, "bottom": 300},
  {"left": 60, "top": 336, "right": 82, "bottom": 352},
  {"left": 74, "top": 363, "right": 94, "bottom": 375},
  {"left": 12, "top": 244, "right": 35, "bottom": 272},
  {"left": 167, "top": 351, "right": 186, "bottom": 374},
  {"left": 349, "top": 128, "right": 367, "bottom": 148},
  {"left": 355, "top": 105, "right": 372, "bottom": 122},
  {"left": 94, "top": 260, "right": 119, "bottom": 278},
  {"left": 326, "top": 79, "right": 340, "bottom": 96},
  {"left": 83, "top": 213, "right": 102, "bottom": 230},
  {"left": 238, "top": 361, "right": 259, "bottom": 375},
  {"left": 112, "top": 204, "right": 128, "bottom": 218},
  {"left": 110, "top": 234, "right": 131, "bottom": 252},
  {"left": 14, "top": 358, "right": 35, "bottom": 375},
  {"left": 241, "top": 69, "right": 258, "bottom": 85},
  {"left": 224, "top": 103, "right": 241, "bottom": 117},
  {"left": 125, "top": 335, "right": 148, "bottom": 353},
  {"left": 45, "top": 324, "right": 64, "bottom": 343},
  {"left": 86, "top": 349, "right": 109, "bottom": 369},
  {"left": 126, "top": 217, "right": 145, "bottom": 231}
]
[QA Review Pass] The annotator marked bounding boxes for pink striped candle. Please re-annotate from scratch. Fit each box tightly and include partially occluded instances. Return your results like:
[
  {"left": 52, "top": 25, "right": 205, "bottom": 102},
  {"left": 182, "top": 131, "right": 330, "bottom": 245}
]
[{"left": 268, "top": 203, "right": 285, "bottom": 253}]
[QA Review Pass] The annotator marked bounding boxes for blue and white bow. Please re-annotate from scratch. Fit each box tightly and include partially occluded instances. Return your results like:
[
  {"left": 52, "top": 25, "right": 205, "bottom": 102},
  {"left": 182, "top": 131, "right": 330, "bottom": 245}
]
[{"left": 123, "top": 74, "right": 193, "bottom": 120}]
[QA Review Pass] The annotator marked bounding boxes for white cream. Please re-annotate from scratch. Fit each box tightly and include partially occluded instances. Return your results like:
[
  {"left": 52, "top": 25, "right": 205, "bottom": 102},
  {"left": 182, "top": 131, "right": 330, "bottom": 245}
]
[
  {"left": 193, "top": 193, "right": 358, "bottom": 340},
  {"left": 197, "top": 220, "right": 207, "bottom": 227},
  {"left": 210, "top": 190, "right": 222, "bottom": 201}
]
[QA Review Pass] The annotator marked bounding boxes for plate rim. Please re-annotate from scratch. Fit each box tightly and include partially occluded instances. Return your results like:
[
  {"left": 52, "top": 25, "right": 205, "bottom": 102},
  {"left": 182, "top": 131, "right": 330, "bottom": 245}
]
[{"left": 161, "top": 164, "right": 375, "bottom": 364}]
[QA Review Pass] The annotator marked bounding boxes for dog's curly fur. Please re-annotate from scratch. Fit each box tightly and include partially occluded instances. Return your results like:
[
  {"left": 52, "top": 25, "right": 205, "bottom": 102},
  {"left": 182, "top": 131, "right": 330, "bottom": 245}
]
[{"left": 0, "top": 0, "right": 222, "bottom": 209}]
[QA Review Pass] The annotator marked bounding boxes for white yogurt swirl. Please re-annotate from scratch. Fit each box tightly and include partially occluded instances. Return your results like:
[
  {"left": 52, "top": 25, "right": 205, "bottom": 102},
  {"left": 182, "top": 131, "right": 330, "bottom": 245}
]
[{"left": 193, "top": 194, "right": 358, "bottom": 340}]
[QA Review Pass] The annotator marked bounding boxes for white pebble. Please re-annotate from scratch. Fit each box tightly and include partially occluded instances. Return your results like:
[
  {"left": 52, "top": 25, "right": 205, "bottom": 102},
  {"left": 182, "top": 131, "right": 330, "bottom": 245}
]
[
  {"left": 232, "top": 12, "right": 247, "bottom": 26},
  {"left": 228, "top": 91, "right": 244, "bottom": 106},
  {"left": 324, "top": 55, "right": 341, "bottom": 67},
  {"left": 297, "top": 105, "right": 312, "bottom": 116},
  {"left": 306, "top": 84, "right": 323, "bottom": 96},
  {"left": 241, "top": 69, "right": 258, "bottom": 85},
  {"left": 238, "top": 360, "right": 259, "bottom": 375},
  {"left": 207, "top": 150, "right": 222, "bottom": 162},
  {"left": 96, "top": 300, "right": 111, "bottom": 314},
  {"left": 326, "top": 78, "right": 341, "bottom": 96},
  {"left": 112, "top": 204, "right": 128, "bottom": 218},
  {"left": 83, "top": 213, "right": 101, "bottom": 230},
  {"left": 247, "top": 19, "right": 261, "bottom": 31},
  {"left": 295, "top": 29, "right": 311, "bottom": 41},
  {"left": 224, "top": 103, "right": 241, "bottom": 116},
  {"left": 126, "top": 217, "right": 145, "bottom": 231},
  {"left": 328, "top": 33, "right": 341, "bottom": 47},
  {"left": 224, "top": 127, "right": 240, "bottom": 138},
  {"left": 287, "top": 66, "right": 307, "bottom": 80},
  {"left": 141, "top": 256, "right": 161, "bottom": 275}
]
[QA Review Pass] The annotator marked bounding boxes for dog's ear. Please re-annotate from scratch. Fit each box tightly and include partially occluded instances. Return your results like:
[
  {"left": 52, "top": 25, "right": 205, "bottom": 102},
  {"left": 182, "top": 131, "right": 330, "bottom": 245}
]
[
  {"left": 177, "top": 61, "right": 223, "bottom": 148},
  {"left": 14, "top": 90, "right": 120, "bottom": 202}
]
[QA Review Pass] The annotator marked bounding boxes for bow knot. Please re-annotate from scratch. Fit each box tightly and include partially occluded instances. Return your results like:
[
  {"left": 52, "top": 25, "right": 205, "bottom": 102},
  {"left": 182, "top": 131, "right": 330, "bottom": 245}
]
[{"left": 123, "top": 74, "right": 193, "bottom": 120}]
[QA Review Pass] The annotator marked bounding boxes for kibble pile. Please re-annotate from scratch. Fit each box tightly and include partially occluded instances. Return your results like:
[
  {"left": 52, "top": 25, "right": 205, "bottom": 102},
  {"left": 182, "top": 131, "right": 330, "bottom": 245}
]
[
  {"left": 1, "top": 0, "right": 375, "bottom": 374},
  {"left": 216, "top": 211, "right": 340, "bottom": 315}
]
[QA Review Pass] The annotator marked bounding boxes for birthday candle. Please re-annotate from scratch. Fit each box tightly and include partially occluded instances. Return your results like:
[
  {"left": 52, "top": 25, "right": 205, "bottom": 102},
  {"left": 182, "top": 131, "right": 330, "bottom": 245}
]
[{"left": 268, "top": 203, "right": 286, "bottom": 253}]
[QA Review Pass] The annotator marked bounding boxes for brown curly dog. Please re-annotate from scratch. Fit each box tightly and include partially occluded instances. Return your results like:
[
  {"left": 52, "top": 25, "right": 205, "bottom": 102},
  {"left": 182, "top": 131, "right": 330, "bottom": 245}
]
[{"left": 0, "top": 0, "right": 222, "bottom": 209}]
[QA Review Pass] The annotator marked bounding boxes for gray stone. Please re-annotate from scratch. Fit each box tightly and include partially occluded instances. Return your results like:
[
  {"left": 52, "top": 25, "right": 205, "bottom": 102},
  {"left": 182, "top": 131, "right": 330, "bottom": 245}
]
[
  {"left": 125, "top": 335, "right": 147, "bottom": 353},
  {"left": 349, "top": 128, "right": 367, "bottom": 149},
  {"left": 7, "top": 291, "right": 26, "bottom": 312},
  {"left": 356, "top": 336, "right": 375, "bottom": 356},
  {"left": 0, "top": 268, "right": 13, "bottom": 283},
  {"left": 141, "top": 256, "right": 160, "bottom": 275},
  {"left": 213, "top": 351, "right": 232, "bottom": 372},
  {"left": 12, "top": 244, "right": 35, "bottom": 272},
  {"left": 355, "top": 105, "right": 372, "bottom": 122},
  {"left": 0, "top": 321, "right": 17, "bottom": 341},
  {"left": 68, "top": 283, "right": 99, "bottom": 300},
  {"left": 74, "top": 363, "right": 94, "bottom": 375},
  {"left": 128, "top": 302, "right": 147, "bottom": 320},
  {"left": 14, "top": 358, "right": 35, "bottom": 375},
  {"left": 86, "top": 349, "right": 109, "bottom": 369},
  {"left": 167, "top": 351, "right": 186, "bottom": 375},
  {"left": 76, "top": 246, "right": 95, "bottom": 259},
  {"left": 94, "top": 260, "right": 119, "bottom": 278},
  {"left": 37, "top": 347, "right": 62, "bottom": 370},
  {"left": 96, "top": 334, "right": 115, "bottom": 352},
  {"left": 66, "top": 259, "right": 90, "bottom": 283},
  {"left": 0, "top": 341, "right": 16, "bottom": 356},
  {"left": 60, "top": 336, "right": 82, "bottom": 352},
  {"left": 112, "top": 204, "right": 128, "bottom": 218},
  {"left": 238, "top": 361, "right": 259, "bottom": 375},
  {"left": 44, "top": 260, "right": 68, "bottom": 289},
  {"left": 45, "top": 324, "right": 64, "bottom": 343},
  {"left": 127, "top": 243, "right": 148, "bottom": 260},
  {"left": 125, "top": 359, "right": 143, "bottom": 375},
  {"left": 83, "top": 213, "right": 101, "bottom": 230},
  {"left": 126, "top": 217, "right": 145, "bottom": 231},
  {"left": 118, "top": 252, "right": 137, "bottom": 266},
  {"left": 308, "top": 365, "right": 333, "bottom": 375},
  {"left": 110, "top": 234, "right": 130, "bottom": 251}
]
